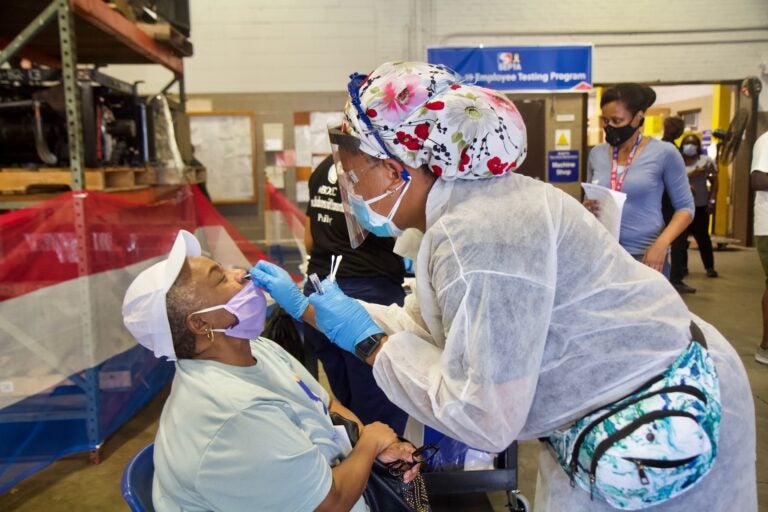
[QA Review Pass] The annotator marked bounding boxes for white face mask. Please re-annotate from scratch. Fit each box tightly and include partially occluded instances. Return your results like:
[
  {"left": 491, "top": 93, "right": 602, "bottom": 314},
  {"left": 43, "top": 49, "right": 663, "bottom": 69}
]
[
  {"left": 348, "top": 179, "right": 411, "bottom": 238},
  {"left": 682, "top": 144, "right": 698, "bottom": 157}
]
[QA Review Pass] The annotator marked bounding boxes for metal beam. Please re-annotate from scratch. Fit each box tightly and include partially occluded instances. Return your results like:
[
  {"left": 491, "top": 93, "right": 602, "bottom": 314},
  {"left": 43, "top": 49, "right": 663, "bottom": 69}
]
[
  {"left": 57, "top": 0, "right": 86, "bottom": 190},
  {"left": 0, "top": 0, "right": 59, "bottom": 67}
]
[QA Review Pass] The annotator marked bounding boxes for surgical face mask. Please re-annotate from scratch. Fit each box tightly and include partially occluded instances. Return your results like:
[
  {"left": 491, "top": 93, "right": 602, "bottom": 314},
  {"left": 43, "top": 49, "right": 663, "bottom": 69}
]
[
  {"left": 348, "top": 178, "right": 411, "bottom": 238},
  {"left": 193, "top": 284, "right": 267, "bottom": 340},
  {"left": 682, "top": 144, "right": 699, "bottom": 156},
  {"left": 604, "top": 122, "right": 639, "bottom": 147}
]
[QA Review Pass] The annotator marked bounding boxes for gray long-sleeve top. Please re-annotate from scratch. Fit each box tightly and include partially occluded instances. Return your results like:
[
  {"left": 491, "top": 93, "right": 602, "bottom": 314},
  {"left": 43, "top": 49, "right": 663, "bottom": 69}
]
[{"left": 587, "top": 138, "right": 694, "bottom": 255}]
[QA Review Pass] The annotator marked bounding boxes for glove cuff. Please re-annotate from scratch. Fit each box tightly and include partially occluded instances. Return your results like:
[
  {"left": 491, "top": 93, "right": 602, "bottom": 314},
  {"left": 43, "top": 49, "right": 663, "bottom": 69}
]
[{"left": 290, "top": 296, "right": 310, "bottom": 320}]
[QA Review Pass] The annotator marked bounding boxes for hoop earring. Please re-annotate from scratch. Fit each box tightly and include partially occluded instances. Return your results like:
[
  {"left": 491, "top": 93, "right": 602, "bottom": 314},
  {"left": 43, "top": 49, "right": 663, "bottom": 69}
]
[{"left": 206, "top": 328, "right": 215, "bottom": 343}]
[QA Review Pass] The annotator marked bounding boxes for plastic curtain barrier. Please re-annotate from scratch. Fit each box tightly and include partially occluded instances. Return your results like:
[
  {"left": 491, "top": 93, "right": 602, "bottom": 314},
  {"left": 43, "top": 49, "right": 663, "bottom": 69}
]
[
  {"left": 265, "top": 182, "right": 308, "bottom": 277},
  {"left": 0, "top": 185, "right": 268, "bottom": 494}
]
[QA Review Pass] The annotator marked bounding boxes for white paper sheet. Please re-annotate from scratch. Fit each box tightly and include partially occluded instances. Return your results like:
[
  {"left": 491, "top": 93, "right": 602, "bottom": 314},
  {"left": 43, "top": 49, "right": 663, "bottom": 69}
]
[
  {"left": 296, "top": 181, "right": 310, "bottom": 203},
  {"left": 294, "top": 125, "right": 312, "bottom": 167},
  {"left": 581, "top": 182, "right": 627, "bottom": 240},
  {"left": 309, "top": 112, "right": 343, "bottom": 153},
  {"left": 263, "top": 123, "right": 284, "bottom": 151}
]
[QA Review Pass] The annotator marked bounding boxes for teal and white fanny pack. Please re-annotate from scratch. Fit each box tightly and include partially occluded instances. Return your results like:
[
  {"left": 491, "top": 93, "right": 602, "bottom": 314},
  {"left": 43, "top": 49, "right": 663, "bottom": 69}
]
[{"left": 547, "top": 325, "right": 721, "bottom": 510}]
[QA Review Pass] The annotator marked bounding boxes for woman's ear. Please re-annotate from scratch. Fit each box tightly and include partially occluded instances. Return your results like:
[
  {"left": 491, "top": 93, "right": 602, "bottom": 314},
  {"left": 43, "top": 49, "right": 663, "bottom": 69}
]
[
  {"left": 186, "top": 312, "right": 209, "bottom": 336},
  {"left": 382, "top": 158, "right": 405, "bottom": 186},
  {"left": 635, "top": 110, "right": 646, "bottom": 127}
]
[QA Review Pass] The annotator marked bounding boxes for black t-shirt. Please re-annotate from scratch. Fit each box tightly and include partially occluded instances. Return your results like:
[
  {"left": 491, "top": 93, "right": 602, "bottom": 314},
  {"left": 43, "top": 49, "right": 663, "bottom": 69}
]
[{"left": 305, "top": 155, "right": 405, "bottom": 280}]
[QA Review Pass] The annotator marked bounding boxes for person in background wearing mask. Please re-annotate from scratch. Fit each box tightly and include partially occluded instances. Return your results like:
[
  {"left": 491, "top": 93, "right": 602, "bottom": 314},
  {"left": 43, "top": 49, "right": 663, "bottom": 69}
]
[
  {"left": 669, "top": 134, "right": 719, "bottom": 291},
  {"left": 122, "top": 230, "right": 420, "bottom": 512},
  {"left": 252, "top": 62, "right": 756, "bottom": 511},
  {"left": 750, "top": 131, "right": 768, "bottom": 365},
  {"left": 585, "top": 84, "right": 694, "bottom": 276},
  {"left": 304, "top": 154, "right": 408, "bottom": 434}
]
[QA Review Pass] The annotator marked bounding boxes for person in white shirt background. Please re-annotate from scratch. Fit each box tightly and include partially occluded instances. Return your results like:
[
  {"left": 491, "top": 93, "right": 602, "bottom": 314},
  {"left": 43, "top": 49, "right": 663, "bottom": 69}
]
[{"left": 750, "top": 130, "right": 768, "bottom": 364}]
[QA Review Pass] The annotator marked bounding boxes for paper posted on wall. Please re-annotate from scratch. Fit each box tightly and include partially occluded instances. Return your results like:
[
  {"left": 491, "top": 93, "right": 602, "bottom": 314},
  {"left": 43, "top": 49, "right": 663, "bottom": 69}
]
[{"left": 581, "top": 182, "right": 627, "bottom": 240}]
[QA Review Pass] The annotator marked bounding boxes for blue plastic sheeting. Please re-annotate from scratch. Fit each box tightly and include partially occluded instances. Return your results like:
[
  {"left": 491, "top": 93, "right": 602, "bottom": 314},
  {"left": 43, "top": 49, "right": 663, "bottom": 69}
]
[{"left": 0, "top": 345, "right": 174, "bottom": 494}]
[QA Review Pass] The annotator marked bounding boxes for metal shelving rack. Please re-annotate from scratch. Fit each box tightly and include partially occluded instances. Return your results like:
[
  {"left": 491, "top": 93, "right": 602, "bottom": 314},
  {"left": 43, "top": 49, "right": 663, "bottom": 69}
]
[
  {"left": 0, "top": 0, "right": 187, "bottom": 209},
  {"left": 0, "top": 0, "right": 189, "bottom": 463}
]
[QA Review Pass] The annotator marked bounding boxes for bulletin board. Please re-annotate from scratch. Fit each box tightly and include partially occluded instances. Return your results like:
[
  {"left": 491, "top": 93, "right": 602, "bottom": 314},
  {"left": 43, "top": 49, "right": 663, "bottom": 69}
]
[{"left": 189, "top": 112, "right": 257, "bottom": 203}]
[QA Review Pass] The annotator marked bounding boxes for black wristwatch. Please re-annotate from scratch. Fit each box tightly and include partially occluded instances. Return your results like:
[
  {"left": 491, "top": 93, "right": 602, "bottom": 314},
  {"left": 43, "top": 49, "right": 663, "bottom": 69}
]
[{"left": 354, "top": 332, "right": 387, "bottom": 361}]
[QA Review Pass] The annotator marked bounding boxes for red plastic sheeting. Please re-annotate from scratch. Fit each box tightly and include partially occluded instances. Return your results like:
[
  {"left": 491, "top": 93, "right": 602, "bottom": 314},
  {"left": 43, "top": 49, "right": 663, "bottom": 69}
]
[{"left": 0, "top": 186, "right": 268, "bottom": 302}]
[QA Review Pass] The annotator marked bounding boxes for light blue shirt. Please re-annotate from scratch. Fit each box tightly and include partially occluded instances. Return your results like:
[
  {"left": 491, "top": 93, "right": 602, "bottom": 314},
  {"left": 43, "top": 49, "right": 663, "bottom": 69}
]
[
  {"left": 152, "top": 338, "right": 367, "bottom": 512},
  {"left": 586, "top": 138, "right": 694, "bottom": 256}
]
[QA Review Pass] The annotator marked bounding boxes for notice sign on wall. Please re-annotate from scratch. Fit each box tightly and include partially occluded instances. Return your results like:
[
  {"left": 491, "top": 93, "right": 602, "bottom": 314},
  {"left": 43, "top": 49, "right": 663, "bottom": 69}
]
[
  {"left": 427, "top": 45, "right": 592, "bottom": 92},
  {"left": 548, "top": 150, "right": 580, "bottom": 182}
]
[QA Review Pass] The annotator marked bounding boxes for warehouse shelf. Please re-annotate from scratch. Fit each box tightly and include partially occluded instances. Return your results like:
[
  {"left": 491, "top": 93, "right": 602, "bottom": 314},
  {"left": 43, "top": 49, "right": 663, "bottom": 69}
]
[
  {"left": 0, "top": 0, "right": 186, "bottom": 73},
  {"left": 0, "top": 0, "right": 194, "bottom": 476}
]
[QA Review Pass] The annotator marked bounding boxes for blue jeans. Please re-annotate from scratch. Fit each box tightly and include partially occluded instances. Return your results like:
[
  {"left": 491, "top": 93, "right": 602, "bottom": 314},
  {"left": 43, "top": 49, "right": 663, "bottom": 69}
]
[
  {"left": 632, "top": 252, "right": 670, "bottom": 279},
  {"left": 303, "top": 276, "right": 408, "bottom": 434}
]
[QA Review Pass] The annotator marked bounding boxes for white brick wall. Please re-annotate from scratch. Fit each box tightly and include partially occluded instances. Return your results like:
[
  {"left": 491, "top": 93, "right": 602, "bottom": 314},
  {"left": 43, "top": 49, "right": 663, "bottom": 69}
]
[{"left": 106, "top": 0, "right": 768, "bottom": 98}]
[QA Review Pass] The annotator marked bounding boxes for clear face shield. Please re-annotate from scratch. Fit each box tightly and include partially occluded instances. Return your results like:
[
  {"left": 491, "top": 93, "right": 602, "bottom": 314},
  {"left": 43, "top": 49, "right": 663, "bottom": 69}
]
[
  {"left": 329, "top": 128, "right": 381, "bottom": 249},
  {"left": 332, "top": 73, "right": 413, "bottom": 249}
]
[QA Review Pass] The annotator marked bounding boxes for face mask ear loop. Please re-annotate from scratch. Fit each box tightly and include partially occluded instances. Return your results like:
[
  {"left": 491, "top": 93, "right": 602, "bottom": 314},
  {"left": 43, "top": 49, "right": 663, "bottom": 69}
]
[
  {"left": 386, "top": 178, "right": 412, "bottom": 222},
  {"left": 192, "top": 305, "right": 231, "bottom": 334}
]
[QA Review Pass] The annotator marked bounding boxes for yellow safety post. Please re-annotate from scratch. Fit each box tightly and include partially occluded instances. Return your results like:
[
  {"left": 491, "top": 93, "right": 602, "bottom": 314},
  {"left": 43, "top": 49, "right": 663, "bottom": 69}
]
[{"left": 711, "top": 84, "right": 732, "bottom": 236}]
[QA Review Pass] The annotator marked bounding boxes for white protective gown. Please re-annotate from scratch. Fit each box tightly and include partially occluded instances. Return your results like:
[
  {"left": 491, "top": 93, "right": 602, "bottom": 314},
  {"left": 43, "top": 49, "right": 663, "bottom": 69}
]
[{"left": 364, "top": 174, "right": 756, "bottom": 511}]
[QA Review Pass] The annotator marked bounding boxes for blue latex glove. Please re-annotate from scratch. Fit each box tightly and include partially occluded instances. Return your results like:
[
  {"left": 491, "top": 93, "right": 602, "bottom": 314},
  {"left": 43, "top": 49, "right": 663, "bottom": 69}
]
[
  {"left": 308, "top": 279, "right": 382, "bottom": 353},
  {"left": 249, "top": 260, "right": 308, "bottom": 320}
]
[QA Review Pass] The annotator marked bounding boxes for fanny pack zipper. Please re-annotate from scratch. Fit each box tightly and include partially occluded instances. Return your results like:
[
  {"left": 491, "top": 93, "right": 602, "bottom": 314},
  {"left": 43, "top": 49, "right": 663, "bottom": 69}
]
[
  {"left": 587, "top": 410, "right": 698, "bottom": 500},
  {"left": 625, "top": 455, "right": 699, "bottom": 485},
  {"left": 567, "top": 384, "right": 706, "bottom": 486}
]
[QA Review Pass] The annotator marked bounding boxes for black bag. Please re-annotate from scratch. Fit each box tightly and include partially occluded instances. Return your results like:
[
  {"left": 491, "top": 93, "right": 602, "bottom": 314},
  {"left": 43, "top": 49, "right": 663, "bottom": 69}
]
[
  {"left": 363, "top": 460, "right": 431, "bottom": 512},
  {"left": 261, "top": 306, "right": 305, "bottom": 364},
  {"left": 329, "top": 412, "right": 431, "bottom": 512}
]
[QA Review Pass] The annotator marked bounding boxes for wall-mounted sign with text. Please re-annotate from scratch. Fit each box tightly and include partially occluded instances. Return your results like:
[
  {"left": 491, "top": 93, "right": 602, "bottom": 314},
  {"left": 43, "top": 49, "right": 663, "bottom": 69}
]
[
  {"left": 548, "top": 150, "right": 580, "bottom": 182},
  {"left": 428, "top": 45, "right": 592, "bottom": 92}
]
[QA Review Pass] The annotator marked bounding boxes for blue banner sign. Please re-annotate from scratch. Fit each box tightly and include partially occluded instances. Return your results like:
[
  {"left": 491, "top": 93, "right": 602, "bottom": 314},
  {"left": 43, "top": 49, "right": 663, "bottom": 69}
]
[
  {"left": 428, "top": 45, "right": 592, "bottom": 92},
  {"left": 548, "top": 150, "right": 580, "bottom": 182}
]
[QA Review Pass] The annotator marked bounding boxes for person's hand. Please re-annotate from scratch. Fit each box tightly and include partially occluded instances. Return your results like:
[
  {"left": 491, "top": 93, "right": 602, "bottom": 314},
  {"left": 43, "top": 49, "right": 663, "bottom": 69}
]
[
  {"left": 249, "top": 260, "right": 308, "bottom": 320},
  {"left": 357, "top": 422, "right": 399, "bottom": 457},
  {"left": 643, "top": 240, "right": 668, "bottom": 272},
  {"left": 583, "top": 199, "right": 600, "bottom": 216},
  {"left": 706, "top": 201, "right": 716, "bottom": 214},
  {"left": 377, "top": 441, "right": 421, "bottom": 484},
  {"left": 308, "top": 279, "right": 382, "bottom": 353}
]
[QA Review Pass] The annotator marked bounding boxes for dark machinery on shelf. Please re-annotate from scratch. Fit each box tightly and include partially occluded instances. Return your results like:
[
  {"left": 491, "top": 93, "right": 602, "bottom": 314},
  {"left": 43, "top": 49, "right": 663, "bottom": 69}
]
[{"left": 0, "top": 68, "right": 153, "bottom": 168}]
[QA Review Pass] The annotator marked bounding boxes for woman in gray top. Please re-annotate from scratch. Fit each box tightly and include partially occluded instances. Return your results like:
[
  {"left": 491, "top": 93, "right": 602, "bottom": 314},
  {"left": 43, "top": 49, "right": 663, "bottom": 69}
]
[
  {"left": 679, "top": 134, "right": 719, "bottom": 278},
  {"left": 586, "top": 84, "right": 694, "bottom": 276}
]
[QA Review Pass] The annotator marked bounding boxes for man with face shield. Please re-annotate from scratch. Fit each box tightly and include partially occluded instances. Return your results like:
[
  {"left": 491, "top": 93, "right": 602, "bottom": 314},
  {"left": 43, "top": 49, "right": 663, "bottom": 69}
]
[
  {"left": 251, "top": 62, "right": 756, "bottom": 511},
  {"left": 122, "top": 230, "right": 422, "bottom": 512}
]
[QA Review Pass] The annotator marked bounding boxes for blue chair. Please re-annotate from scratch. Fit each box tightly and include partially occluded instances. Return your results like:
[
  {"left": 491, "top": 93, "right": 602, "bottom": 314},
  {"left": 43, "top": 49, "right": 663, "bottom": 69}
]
[{"left": 121, "top": 443, "right": 155, "bottom": 512}]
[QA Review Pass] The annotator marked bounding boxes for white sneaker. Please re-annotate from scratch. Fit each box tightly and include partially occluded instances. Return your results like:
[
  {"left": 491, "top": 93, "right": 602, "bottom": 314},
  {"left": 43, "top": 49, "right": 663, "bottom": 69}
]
[{"left": 756, "top": 347, "right": 768, "bottom": 365}]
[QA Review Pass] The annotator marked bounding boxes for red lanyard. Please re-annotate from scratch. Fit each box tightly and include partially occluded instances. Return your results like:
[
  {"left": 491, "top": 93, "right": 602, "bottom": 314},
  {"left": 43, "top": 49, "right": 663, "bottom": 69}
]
[{"left": 610, "top": 134, "right": 642, "bottom": 192}]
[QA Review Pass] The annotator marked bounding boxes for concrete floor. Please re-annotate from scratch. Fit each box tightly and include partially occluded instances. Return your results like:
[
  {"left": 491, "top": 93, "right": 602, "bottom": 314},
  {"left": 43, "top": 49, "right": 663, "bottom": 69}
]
[{"left": 0, "top": 246, "right": 766, "bottom": 511}]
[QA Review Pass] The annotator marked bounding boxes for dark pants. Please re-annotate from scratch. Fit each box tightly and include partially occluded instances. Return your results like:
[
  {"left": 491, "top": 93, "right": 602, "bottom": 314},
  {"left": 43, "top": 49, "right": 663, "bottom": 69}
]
[
  {"left": 670, "top": 206, "right": 715, "bottom": 282},
  {"left": 303, "top": 276, "right": 408, "bottom": 434}
]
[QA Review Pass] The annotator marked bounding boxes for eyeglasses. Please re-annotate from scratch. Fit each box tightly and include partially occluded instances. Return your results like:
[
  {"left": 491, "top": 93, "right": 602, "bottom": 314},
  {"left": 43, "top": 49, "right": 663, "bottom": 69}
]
[{"left": 385, "top": 444, "right": 439, "bottom": 478}]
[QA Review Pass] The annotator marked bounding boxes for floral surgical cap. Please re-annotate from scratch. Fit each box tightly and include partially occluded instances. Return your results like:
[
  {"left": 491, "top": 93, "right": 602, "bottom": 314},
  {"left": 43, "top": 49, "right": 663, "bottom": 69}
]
[{"left": 342, "top": 61, "right": 527, "bottom": 180}]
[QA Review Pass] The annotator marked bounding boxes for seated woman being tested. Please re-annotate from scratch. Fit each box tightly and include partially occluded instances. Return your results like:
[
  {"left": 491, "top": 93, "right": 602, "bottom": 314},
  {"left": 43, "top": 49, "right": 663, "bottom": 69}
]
[{"left": 121, "top": 230, "right": 423, "bottom": 512}]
